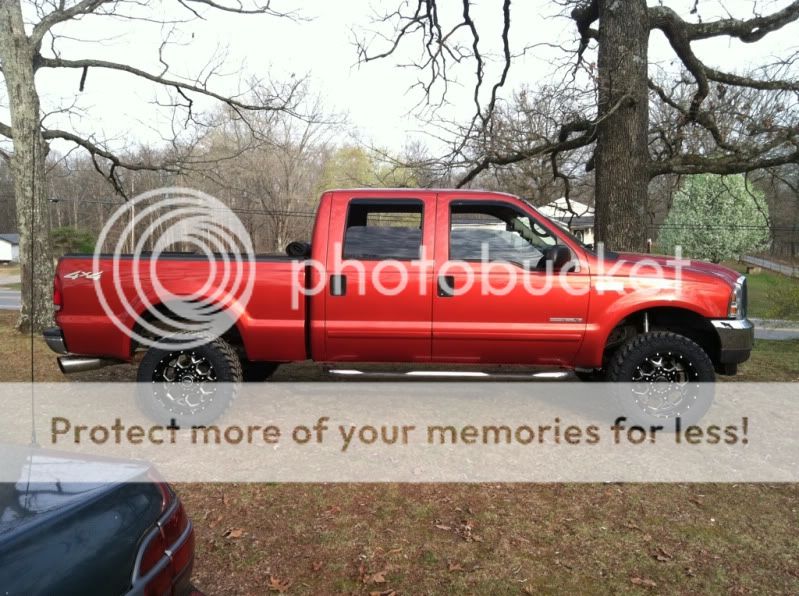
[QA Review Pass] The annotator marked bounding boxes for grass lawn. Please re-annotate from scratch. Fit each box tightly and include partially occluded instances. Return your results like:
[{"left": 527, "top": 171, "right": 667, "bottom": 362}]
[
  {"left": 179, "top": 483, "right": 799, "bottom": 595},
  {"left": 2, "top": 311, "right": 798, "bottom": 593},
  {"left": 0, "top": 282, "right": 21, "bottom": 291},
  {"left": 725, "top": 261, "right": 799, "bottom": 320}
]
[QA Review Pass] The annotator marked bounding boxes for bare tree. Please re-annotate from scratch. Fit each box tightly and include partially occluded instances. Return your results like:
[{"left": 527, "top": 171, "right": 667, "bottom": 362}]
[
  {"left": 186, "top": 92, "right": 339, "bottom": 252},
  {"left": 357, "top": 0, "right": 799, "bottom": 252},
  {"left": 0, "top": 0, "right": 303, "bottom": 332}
]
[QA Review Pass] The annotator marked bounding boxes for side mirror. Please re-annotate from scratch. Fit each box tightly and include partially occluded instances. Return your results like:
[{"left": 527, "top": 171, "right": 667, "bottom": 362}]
[
  {"left": 286, "top": 241, "right": 311, "bottom": 258},
  {"left": 538, "top": 245, "right": 573, "bottom": 272}
]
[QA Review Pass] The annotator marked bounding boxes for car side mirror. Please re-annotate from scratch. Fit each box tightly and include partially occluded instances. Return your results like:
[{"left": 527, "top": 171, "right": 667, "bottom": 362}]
[
  {"left": 538, "top": 245, "right": 573, "bottom": 272},
  {"left": 286, "top": 241, "right": 311, "bottom": 258}
]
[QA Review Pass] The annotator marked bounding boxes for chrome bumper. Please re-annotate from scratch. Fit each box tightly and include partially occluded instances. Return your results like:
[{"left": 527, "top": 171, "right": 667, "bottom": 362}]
[
  {"left": 711, "top": 318, "right": 755, "bottom": 364},
  {"left": 43, "top": 327, "right": 68, "bottom": 355}
]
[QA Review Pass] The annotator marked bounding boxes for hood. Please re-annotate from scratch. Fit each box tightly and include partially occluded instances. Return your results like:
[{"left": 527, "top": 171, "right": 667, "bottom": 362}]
[{"left": 613, "top": 253, "right": 741, "bottom": 286}]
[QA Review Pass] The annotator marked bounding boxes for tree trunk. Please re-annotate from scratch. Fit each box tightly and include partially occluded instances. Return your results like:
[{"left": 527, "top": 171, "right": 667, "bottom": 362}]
[
  {"left": 0, "top": 1, "right": 55, "bottom": 333},
  {"left": 594, "top": 0, "right": 650, "bottom": 253}
]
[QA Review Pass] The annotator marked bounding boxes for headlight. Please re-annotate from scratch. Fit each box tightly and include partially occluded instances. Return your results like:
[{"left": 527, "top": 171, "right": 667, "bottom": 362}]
[{"left": 727, "top": 276, "right": 747, "bottom": 319}]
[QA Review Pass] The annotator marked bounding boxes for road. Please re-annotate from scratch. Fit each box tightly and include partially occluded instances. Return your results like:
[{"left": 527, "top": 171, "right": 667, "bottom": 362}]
[
  {"left": 743, "top": 255, "right": 798, "bottom": 278},
  {"left": 0, "top": 272, "right": 21, "bottom": 310},
  {"left": 752, "top": 323, "right": 799, "bottom": 341},
  {"left": 0, "top": 288, "right": 20, "bottom": 310}
]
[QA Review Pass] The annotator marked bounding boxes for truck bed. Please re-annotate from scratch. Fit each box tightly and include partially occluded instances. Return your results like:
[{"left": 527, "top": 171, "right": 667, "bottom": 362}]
[{"left": 55, "top": 253, "right": 309, "bottom": 362}]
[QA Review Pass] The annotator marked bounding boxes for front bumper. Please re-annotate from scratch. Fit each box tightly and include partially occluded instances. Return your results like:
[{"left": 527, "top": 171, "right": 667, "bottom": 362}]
[
  {"left": 711, "top": 318, "right": 754, "bottom": 364},
  {"left": 43, "top": 327, "right": 68, "bottom": 354}
]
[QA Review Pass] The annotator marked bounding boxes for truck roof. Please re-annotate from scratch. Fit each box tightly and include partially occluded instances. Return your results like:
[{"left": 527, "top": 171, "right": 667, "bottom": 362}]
[{"left": 326, "top": 188, "right": 522, "bottom": 201}]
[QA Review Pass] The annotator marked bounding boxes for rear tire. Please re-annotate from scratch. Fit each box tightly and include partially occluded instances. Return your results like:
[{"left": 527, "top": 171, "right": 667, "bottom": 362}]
[
  {"left": 605, "top": 331, "right": 715, "bottom": 429},
  {"left": 136, "top": 333, "right": 242, "bottom": 426}
]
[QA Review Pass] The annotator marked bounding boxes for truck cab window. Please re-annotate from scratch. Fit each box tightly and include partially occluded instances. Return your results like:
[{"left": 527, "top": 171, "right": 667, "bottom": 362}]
[
  {"left": 449, "top": 202, "right": 556, "bottom": 266},
  {"left": 343, "top": 200, "right": 424, "bottom": 260}
]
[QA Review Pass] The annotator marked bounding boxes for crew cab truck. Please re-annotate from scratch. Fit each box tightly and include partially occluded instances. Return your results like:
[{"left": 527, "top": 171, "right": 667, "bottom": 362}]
[{"left": 45, "top": 189, "right": 754, "bottom": 424}]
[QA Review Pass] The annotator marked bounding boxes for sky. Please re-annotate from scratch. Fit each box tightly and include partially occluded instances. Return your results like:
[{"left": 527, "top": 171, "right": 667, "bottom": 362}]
[{"left": 4, "top": 0, "right": 798, "bottom": 157}]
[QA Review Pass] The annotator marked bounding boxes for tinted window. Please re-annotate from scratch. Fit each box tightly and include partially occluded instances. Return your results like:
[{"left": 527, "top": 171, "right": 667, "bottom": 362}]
[
  {"left": 449, "top": 202, "right": 555, "bottom": 264},
  {"left": 343, "top": 200, "right": 424, "bottom": 260}
]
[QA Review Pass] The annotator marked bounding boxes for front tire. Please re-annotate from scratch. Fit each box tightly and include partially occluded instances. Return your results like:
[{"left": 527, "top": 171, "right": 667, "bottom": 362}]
[
  {"left": 136, "top": 334, "right": 242, "bottom": 426},
  {"left": 605, "top": 331, "right": 715, "bottom": 428}
]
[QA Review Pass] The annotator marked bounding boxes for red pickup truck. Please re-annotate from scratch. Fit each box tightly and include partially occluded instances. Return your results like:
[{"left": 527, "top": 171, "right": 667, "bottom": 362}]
[{"left": 45, "top": 189, "right": 753, "bottom": 424}]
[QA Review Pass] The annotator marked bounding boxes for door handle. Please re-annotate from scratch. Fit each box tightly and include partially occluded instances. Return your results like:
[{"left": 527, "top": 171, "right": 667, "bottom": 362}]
[
  {"left": 330, "top": 274, "right": 347, "bottom": 296},
  {"left": 437, "top": 275, "right": 456, "bottom": 298}
]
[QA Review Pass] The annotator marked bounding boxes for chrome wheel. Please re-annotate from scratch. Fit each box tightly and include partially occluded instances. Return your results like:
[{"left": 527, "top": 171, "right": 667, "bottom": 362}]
[
  {"left": 630, "top": 350, "right": 698, "bottom": 418},
  {"left": 152, "top": 350, "right": 218, "bottom": 413}
]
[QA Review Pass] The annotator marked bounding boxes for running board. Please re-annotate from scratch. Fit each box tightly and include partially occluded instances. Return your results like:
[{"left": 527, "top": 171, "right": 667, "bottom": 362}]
[{"left": 327, "top": 369, "right": 569, "bottom": 380}]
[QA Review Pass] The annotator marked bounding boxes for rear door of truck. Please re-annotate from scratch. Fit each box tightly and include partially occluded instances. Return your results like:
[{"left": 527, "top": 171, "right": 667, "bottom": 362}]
[{"left": 322, "top": 192, "right": 436, "bottom": 362}]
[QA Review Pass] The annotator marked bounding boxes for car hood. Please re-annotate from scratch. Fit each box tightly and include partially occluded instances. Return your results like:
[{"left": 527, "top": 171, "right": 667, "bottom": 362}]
[{"left": 613, "top": 253, "right": 741, "bottom": 286}]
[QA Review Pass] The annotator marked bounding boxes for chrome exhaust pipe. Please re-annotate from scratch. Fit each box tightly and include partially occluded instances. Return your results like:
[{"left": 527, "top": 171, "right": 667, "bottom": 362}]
[{"left": 57, "top": 356, "right": 119, "bottom": 374}]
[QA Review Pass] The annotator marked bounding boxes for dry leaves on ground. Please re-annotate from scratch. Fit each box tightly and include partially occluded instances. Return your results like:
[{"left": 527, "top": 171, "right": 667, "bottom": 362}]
[
  {"left": 223, "top": 527, "right": 245, "bottom": 539},
  {"left": 631, "top": 576, "right": 658, "bottom": 588},
  {"left": 267, "top": 575, "right": 292, "bottom": 593}
]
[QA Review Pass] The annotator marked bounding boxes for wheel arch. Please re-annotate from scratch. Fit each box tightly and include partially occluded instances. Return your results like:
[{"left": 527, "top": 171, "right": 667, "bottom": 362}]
[
  {"left": 128, "top": 300, "right": 249, "bottom": 358},
  {"left": 585, "top": 305, "right": 721, "bottom": 369}
]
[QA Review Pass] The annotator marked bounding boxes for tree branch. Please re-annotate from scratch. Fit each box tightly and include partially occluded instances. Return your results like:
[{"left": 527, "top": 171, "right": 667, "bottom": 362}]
[
  {"left": 486, "top": 0, "right": 512, "bottom": 120},
  {"left": 178, "top": 0, "right": 298, "bottom": 18},
  {"left": 650, "top": 10, "right": 709, "bottom": 120},
  {"left": 704, "top": 67, "right": 799, "bottom": 92},
  {"left": 30, "top": 0, "right": 110, "bottom": 46},
  {"left": 37, "top": 56, "right": 300, "bottom": 114},
  {"left": 41, "top": 127, "right": 182, "bottom": 196},
  {"left": 651, "top": 145, "right": 799, "bottom": 178},
  {"left": 649, "top": 3, "right": 799, "bottom": 134},
  {"left": 570, "top": 0, "right": 598, "bottom": 66},
  {"left": 457, "top": 122, "right": 596, "bottom": 188},
  {"left": 682, "top": 1, "right": 799, "bottom": 42}
]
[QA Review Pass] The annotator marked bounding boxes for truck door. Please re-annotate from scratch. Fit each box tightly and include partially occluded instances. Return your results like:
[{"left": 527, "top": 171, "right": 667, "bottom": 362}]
[
  {"left": 323, "top": 194, "right": 436, "bottom": 362},
  {"left": 432, "top": 196, "right": 590, "bottom": 366}
]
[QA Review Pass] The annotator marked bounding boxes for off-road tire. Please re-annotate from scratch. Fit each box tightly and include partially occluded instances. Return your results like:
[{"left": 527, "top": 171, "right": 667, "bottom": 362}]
[
  {"left": 136, "top": 333, "right": 242, "bottom": 426},
  {"left": 605, "top": 331, "right": 715, "bottom": 429}
]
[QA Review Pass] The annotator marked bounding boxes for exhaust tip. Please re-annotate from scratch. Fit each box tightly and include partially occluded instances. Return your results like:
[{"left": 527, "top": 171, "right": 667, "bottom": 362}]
[{"left": 58, "top": 356, "right": 119, "bottom": 374}]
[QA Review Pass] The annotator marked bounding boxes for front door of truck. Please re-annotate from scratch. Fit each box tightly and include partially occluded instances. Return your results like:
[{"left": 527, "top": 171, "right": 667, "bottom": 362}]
[
  {"left": 432, "top": 196, "right": 590, "bottom": 366},
  {"left": 323, "top": 194, "right": 436, "bottom": 362}
]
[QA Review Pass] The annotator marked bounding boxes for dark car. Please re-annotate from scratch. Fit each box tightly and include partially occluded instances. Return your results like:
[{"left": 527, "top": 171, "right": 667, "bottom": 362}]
[{"left": 0, "top": 445, "right": 198, "bottom": 595}]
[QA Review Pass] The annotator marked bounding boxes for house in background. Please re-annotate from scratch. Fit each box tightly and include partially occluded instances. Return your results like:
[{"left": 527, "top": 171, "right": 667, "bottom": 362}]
[
  {"left": 0, "top": 233, "right": 20, "bottom": 263},
  {"left": 538, "top": 198, "right": 595, "bottom": 246}
]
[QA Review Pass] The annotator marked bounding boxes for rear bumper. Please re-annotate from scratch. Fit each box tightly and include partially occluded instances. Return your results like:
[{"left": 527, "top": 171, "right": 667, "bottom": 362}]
[
  {"left": 711, "top": 318, "right": 754, "bottom": 364},
  {"left": 43, "top": 326, "right": 122, "bottom": 373},
  {"left": 43, "top": 327, "right": 68, "bottom": 354}
]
